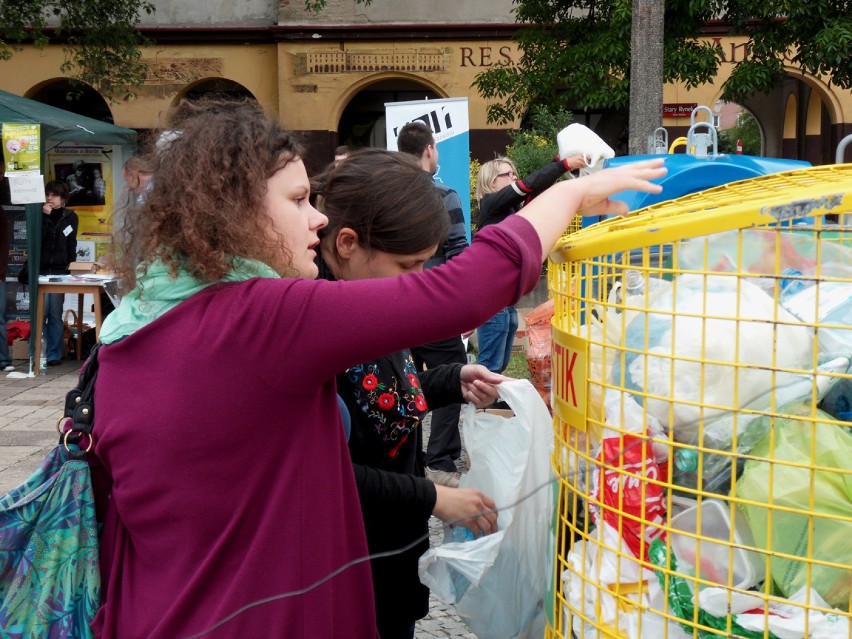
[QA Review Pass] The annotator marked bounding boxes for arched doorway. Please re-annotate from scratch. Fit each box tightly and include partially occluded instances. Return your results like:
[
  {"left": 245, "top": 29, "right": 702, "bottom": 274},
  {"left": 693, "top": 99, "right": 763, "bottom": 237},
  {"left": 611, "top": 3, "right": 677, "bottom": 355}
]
[
  {"left": 173, "top": 78, "right": 257, "bottom": 105},
  {"left": 27, "top": 79, "right": 113, "bottom": 123},
  {"left": 136, "top": 79, "right": 257, "bottom": 152},
  {"left": 712, "top": 100, "right": 763, "bottom": 155},
  {"left": 731, "top": 73, "right": 837, "bottom": 165},
  {"left": 337, "top": 78, "right": 440, "bottom": 150}
]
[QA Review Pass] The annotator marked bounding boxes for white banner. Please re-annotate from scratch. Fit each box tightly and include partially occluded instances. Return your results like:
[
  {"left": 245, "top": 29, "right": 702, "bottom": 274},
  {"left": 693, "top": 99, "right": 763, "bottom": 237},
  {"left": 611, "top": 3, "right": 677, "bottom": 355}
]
[{"left": 385, "top": 97, "right": 471, "bottom": 242}]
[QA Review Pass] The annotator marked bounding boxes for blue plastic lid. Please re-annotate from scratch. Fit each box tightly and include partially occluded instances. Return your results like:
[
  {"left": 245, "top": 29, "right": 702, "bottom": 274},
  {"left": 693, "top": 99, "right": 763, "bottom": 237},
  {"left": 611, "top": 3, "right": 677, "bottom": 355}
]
[{"left": 582, "top": 154, "right": 812, "bottom": 226}]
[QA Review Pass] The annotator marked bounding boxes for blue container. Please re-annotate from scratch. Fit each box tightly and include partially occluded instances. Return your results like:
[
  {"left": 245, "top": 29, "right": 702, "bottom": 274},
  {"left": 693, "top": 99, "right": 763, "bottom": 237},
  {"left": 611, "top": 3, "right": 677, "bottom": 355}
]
[{"left": 582, "top": 154, "right": 812, "bottom": 227}]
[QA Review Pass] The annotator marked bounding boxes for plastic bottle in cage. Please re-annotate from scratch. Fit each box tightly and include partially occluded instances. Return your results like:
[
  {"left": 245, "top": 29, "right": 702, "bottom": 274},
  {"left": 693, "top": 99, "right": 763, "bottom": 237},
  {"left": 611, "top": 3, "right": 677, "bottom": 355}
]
[
  {"left": 609, "top": 269, "right": 672, "bottom": 310},
  {"left": 779, "top": 272, "right": 852, "bottom": 359},
  {"left": 39, "top": 338, "right": 47, "bottom": 376},
  {"left": 624, "top": 269, "right": 645, "bottom": 296}
]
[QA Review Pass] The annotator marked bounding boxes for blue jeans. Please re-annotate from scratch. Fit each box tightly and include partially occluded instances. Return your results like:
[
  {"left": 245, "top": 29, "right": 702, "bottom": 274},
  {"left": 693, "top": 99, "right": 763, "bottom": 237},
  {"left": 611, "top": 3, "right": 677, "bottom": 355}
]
[
  {"left": 43, "top": 292, "right": 65, "bottom": 362},
  {"left": 476, "top": 306, "right": 518, "bottom": 373},
  {"left": 0, "top": 282, "right": 9, "bottom": 366}
]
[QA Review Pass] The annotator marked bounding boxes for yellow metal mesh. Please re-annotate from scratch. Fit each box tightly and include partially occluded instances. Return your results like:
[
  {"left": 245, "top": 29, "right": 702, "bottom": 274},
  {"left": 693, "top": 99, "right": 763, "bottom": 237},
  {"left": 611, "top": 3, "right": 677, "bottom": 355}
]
[{"left": 548, "top": 164, "right": 852, "bottom": 639}]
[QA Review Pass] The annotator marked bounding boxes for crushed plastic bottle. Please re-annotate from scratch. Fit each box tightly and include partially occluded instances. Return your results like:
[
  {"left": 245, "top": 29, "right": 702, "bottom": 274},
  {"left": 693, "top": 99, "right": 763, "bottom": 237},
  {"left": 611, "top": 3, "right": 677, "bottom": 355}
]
[
  {"left": 608, "top": 269, "right": 671, "bottom": 310},
  {"left": 780, "top": 272, "right": 852, "bottom": 359},
  {"left": 450, "top": 525, "right": 475, "bottom": 544},
  {"left": 39, "top": 337, "right": 47, "bottom": 376}
]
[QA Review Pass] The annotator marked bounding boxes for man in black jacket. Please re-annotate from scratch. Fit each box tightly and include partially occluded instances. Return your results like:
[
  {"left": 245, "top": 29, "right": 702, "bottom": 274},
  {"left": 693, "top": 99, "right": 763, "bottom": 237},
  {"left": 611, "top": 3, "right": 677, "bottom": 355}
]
[
  {"left": 40, "top": 180, "right": 78, "bottom": 365},
  {"left": 397, "top": 121, "right": 469, "bottom": 488}
]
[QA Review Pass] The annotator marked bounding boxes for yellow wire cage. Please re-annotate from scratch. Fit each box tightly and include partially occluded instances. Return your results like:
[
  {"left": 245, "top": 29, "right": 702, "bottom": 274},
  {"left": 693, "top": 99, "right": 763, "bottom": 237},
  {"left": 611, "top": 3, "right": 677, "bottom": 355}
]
[{"left": 546, "top": 164, "right": 852, "bottom": 639}]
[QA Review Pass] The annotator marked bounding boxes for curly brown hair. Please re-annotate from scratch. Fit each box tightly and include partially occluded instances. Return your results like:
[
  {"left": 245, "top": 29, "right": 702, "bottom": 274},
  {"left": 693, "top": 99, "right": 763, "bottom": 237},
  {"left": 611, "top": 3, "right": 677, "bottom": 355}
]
[{"left": 113, "top": 98, "right": 303, "bottom": 288}]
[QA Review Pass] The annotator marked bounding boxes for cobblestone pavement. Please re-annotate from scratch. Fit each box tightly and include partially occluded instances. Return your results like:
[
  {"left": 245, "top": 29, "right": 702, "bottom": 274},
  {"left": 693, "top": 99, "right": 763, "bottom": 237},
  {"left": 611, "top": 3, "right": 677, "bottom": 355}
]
[
  {"left": 0, "top": 359, "right": 478, "bottom": 638},
  {"left": 0, "top": 359, "right": 80, "bottom": 495}
]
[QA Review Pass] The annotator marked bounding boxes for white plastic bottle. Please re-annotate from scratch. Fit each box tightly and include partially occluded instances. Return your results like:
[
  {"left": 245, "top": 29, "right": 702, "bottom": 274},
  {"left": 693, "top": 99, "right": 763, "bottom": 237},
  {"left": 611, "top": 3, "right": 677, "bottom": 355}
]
[{"left": 39, "top": 337, "right": 47, "bottom": 376}]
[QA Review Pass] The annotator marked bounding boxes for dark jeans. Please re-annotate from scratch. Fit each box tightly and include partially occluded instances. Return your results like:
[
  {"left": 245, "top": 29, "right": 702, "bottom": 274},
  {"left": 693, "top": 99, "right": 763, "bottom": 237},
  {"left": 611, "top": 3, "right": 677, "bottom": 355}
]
[
  {"left": 43, "top": 292, "right": 65, "bottom": 362},
  {"left": 476, "top": 306, "right": 518, "bottom": 373},
  {"left": 411, "top": 335, "right": 467, "bottom": 473}
]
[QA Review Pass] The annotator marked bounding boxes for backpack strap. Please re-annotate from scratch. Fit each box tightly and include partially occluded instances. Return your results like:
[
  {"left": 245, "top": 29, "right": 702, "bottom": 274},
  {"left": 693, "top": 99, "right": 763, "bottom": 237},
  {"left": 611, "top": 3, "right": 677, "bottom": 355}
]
[{"left": 58, "top": 343, "right": 101, "bottom": 454}]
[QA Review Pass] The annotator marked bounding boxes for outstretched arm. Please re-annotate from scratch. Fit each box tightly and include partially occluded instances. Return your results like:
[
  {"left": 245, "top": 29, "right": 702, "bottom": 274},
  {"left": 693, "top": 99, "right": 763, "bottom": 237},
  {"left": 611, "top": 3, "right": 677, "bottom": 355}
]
[{"left": 517, "top": 159, "right": 665, "bottom": 263}]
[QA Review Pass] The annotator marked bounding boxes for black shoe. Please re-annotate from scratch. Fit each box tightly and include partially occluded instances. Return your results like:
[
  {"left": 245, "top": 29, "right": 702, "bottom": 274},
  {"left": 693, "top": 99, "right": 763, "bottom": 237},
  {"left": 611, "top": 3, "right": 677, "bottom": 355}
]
[{"left": 46, "top": 359, "right": 61, "bottom": 367}]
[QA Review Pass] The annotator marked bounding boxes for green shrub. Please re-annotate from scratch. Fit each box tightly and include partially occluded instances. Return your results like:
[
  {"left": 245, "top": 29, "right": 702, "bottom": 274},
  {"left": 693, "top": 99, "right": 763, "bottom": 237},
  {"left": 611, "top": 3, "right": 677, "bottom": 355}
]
[{"left": 507, "top": 105, "right": 573, "bottom": 180}]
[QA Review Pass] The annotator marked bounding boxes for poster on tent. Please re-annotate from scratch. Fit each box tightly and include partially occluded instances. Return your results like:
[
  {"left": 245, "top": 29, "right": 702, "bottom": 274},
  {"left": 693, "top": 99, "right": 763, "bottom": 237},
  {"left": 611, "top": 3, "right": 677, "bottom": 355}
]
[
  {"left": 385, "top": 97, "right": 472, "bottom": 243},
  {"left": 5, "top": 204, "right": 28, "bottom": 319},
  {"left": 2, "top": 123, "right": 40, "bottom": 174},
  {"left": 47, "top": 146, "right": 114, "bottom": 261}
]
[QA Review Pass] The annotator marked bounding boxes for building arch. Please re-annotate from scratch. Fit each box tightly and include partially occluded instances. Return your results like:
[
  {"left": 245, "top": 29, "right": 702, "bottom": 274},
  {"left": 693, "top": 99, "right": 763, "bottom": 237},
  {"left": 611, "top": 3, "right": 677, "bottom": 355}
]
[
  {"left": 703, "top": 65, "right": 839, "bottom": 163},
  {"left": 781, "top": 65, "right": 842, "bottom": 124},
  {"left": 171, "top": 77, "right": 257, "bottom": 107},
  {"left": 25, "top": 78, "right": 114, "bottom": 123},
  {"left": 331, "top": 73, "right": 447, "bottom": 152},
  {"left": 330, "top": 72, "right": 448, "bottom": 133},
  {"left": 703, "top": 89, "right": 765, "bottom": 155}
]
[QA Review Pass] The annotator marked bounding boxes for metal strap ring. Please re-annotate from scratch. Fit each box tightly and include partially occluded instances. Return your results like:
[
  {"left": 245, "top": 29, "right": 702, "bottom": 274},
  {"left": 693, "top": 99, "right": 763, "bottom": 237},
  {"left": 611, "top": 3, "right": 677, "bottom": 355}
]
[{"left": 63, "top": 428, "right": 94, "bottom": 453}]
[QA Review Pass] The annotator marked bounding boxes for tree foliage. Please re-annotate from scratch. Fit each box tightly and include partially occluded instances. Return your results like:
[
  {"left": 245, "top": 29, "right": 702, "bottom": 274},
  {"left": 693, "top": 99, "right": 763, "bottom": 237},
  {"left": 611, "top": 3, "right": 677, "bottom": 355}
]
[
  {"left": 0, "top": 0, "right": 154, "bottom": 100},
  {"left": 722, "top": 1, "right": 852, "bottom": 103},
  {"left": 718, "top": 110, "right": 761, "bottom": 155},
  {"left": 474, "top": 0, "right": 723, "bottom": 125},
  {"left": 507, "top": 105, "right": 572, "bottom": 177},
  {"left": 473, "top": 0, "right": 852, "bottom": 125}
]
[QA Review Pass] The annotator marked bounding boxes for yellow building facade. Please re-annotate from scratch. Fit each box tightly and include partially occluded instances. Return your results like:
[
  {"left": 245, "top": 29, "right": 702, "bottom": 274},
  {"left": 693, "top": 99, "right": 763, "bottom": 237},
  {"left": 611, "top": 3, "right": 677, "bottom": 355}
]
[{"left": 1, "top": 23, "right": 850, "bottom": 174}]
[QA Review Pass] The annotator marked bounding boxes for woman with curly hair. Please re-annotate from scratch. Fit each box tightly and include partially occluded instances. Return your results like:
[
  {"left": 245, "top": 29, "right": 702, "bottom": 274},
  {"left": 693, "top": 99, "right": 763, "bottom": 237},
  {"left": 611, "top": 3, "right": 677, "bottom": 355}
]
[{"left": 88, "top": 97, "right": 664, "bottom": 638}]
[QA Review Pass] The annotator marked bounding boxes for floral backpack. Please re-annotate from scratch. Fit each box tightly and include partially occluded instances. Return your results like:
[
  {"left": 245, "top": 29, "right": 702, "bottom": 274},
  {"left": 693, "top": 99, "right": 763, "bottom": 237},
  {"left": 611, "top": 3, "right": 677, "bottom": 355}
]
[{"left": 0, "top": 346, "right": 101, "bottom": 638}]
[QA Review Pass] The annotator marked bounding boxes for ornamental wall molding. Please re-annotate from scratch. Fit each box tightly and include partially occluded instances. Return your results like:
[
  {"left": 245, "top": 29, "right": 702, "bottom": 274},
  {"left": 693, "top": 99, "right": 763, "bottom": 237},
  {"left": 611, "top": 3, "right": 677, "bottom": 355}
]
[
  {"left": 136, "top": 58, "right": 225, "bottom": 98},
  {"left": 293, "top": 49, "right": 449, "bottom": 75}
]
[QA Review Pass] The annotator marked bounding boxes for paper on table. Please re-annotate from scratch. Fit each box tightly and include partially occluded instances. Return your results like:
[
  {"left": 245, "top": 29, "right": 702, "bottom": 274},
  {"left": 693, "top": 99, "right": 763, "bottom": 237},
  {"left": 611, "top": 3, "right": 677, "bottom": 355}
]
[{"left": 78, "top": 274, "right": 115, "bottom": 282}]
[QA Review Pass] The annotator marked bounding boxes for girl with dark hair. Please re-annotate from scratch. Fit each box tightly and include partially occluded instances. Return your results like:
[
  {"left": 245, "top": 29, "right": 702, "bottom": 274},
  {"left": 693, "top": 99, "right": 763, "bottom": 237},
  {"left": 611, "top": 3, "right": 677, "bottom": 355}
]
[
  {"left": 89, "top": 97, "right": 664, "bottom": 638},
  {"left": 317, "top": 148, "right": 503, "bottom": 638}
]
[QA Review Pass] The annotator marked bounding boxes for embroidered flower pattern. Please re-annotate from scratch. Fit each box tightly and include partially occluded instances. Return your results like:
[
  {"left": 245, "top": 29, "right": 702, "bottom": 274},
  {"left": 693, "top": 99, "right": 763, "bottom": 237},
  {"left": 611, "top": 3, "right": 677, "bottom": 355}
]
[{"left": 341, "top": 351, "right": 428, "bottom": 459}]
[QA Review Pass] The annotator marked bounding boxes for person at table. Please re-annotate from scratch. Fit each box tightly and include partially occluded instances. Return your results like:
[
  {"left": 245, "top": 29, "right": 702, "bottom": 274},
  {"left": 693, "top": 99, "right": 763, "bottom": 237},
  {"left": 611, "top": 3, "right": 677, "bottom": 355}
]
[{"left": 40, "top": 180, "right": 78, "bottom": 365}]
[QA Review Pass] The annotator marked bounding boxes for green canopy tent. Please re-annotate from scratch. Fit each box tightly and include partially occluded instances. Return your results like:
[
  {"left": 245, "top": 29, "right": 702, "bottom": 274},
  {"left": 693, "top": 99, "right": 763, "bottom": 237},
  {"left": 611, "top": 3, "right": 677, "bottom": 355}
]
[{"left": 0, "top": 89, "right": 136, "bottom": 373}]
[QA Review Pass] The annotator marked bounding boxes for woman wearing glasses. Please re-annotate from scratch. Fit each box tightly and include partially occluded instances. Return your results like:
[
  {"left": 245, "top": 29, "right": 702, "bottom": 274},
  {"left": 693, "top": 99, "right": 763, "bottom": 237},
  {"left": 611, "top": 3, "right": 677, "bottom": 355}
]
[{"left": 473, "top": 153, "right": 586, "bottom": 374}]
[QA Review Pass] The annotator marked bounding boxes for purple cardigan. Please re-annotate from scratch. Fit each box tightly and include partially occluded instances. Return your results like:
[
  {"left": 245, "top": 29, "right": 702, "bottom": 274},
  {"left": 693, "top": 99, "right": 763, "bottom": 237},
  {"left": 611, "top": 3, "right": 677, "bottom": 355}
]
[{"left": 88, "top": 215, "right": 542, "bottom": 638}]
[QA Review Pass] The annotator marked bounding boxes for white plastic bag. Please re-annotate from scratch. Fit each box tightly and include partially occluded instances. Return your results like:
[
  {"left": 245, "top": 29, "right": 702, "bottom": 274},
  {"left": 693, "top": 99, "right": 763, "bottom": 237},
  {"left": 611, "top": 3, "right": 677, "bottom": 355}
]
[
  {"left": 418, "top": 379, "right": 554, "bottom": 639},
  {"left": 699, "top": 587, "right": 852, "bottom": 638},
  {"left": 612, "top": 274, "right": 813, "bottom": 436},
  {"left": 556, "top": 123, "right": 615, "bottom": 174}
]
